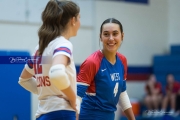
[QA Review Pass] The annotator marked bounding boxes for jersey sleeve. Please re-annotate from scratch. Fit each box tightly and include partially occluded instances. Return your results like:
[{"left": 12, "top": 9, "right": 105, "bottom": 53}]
[
  {"left": 122, "top": 56, "right": 127, "bottom": 80},
  {"left": 77, "top": 59, "right": 97, "bottom": 85},
  {"left": 117, "top": 53, "right": 128, "bottom": 92},
  {"left": 77, "top": 59, "right": 97, "bottom": 97},
  {"left": 122, "top": 56, "right": 127, "bottom": 92},
  {"left": 117, "top": 53, "right": 127, "bottom": 80},
  {"left": 53, "top": 41, "right": 72, "bottom": 59}
]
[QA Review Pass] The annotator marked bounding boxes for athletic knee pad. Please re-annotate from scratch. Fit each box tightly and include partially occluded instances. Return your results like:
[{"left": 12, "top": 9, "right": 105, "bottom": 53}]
[{"left": 49, "top": 64, "right": 70, "bottom": 90}]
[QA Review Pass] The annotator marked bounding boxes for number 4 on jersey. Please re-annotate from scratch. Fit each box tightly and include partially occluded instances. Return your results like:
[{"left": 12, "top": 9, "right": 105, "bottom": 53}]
[{"left": 114, "top": 82, "right": 119, "bottom": 97}]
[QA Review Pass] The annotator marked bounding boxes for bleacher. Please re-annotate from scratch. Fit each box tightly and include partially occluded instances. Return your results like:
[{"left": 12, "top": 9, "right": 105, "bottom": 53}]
[
  {"left": 153, "top": 45, "right": 180, "bottom": 87},
  {"left": 120, "top": 45, "right": 180, "bottom": 120}
]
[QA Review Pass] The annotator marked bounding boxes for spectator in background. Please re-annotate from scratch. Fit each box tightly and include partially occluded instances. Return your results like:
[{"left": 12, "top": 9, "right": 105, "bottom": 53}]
[
  {"left": 144, "top": 74, "right": 163, "bottom": 112},
  {"left": 161, "top": 74, "right": 180, "bottom": 115},
  {"left": 176, "top": 86, "right": 180, "bottom": 116}
]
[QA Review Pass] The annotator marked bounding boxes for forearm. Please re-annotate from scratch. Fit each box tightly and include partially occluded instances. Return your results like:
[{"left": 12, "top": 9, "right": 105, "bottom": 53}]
[
  {"left": 61, "top": 86, "right": 76, "bottom": 103},
  {"left": 124, "top": 108, "right": 135, "bottom": 120},
  {"left": 18, "top": 77, "right": 38, "bottom": 94},
  {"left": 118, "top": 91, "right": 135, "bottom": 120},
  {"left": 20, "top": 68, "right": 34, "bottom": 79},
  {"left": 19, "top": 68, "right": 38, "bottom": 94}
]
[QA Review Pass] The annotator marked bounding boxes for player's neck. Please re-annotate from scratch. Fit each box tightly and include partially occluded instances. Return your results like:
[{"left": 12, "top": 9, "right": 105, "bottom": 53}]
[
  {"left": 101, "top": 49, "right": 116, "bottom": 65},
  {"left": 61, "top": 29, "right": 71, "bottom": 40}
]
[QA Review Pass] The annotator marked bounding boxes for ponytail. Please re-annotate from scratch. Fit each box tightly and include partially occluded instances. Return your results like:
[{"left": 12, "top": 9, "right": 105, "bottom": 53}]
[
  {"left": 38, "top": 0, "right": 63, "bottom": 55},
  {"left": 38, "top": 0, "right": 80, "bottom": 55}
]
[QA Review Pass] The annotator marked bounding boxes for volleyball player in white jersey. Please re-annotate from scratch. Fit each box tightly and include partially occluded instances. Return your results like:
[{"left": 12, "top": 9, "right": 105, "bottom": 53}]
[{"left": 18, "top": 0, "right": 80, "bottom": 120}]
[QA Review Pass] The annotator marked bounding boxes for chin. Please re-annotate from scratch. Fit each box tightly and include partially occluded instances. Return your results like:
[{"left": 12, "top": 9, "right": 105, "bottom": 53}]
[
  {"left": 107, "top": 49, "right": 117, "bottom": 53},
  {"left": 107, "top": 47, "right": 117, "bottom": 51}
]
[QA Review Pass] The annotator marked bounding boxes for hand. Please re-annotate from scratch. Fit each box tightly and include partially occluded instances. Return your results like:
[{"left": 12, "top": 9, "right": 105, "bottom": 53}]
[
  {"left": 76, "top": 113, "right": 79, "bottom": 120},
  {"left": 57, "top": 86, "right": 77, "bottom": 111},
  {"left": 57, "top": 95, "right": 68, "bottom": 101},
  {"left": 69, "top": 99, "right": 77, "bottom": 111},
  {"left": 57, "top": 95, "right": 77, "bottom": 111}
]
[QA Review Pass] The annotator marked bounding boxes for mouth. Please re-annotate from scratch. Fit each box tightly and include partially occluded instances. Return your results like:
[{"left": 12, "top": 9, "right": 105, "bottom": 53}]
[{"left": 107, "top": 43, "right": 117, "bottom": 47}]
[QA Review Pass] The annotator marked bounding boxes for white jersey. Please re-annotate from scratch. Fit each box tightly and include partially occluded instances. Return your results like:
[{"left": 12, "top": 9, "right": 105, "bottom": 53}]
[{"left": 25, "top": 36, "right": 76, "bottom": 118}]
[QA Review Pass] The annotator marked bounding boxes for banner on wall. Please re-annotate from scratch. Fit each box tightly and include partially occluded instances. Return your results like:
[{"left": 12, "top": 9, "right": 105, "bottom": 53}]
[{"left": 111, "top": 0, "right": 148, "bottom": 4}]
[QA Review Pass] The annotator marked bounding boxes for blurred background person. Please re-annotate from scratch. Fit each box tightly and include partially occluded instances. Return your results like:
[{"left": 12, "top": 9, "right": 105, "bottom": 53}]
[
  {"left": 161, "top": 74, "right": 180, "bottom": 116},
  {"left": 143, "top": 74, "right": 163, "bottom": 115},
  {"left": 175, "top": 84, "right": 180, "bottom": 116}
]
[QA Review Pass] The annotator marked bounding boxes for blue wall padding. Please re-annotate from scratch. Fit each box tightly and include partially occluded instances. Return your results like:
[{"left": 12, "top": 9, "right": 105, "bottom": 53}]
[
  {"left": 171, "top": 45, "right": 180, "bottom": 55},
  {"left": 0, "top": 50, "right": 31, "bottom": 120},
  {"left": 153, "top": 52, "right": 180, "bottom": 86}
]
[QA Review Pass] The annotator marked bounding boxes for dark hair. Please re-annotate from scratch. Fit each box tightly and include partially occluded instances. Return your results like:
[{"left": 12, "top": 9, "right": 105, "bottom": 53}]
[
  {"left": 100, "top": 18, "right": 123, "bottom": 35},
  {"left": 38, "top": 0, "right": 80, "bottom": 55}
]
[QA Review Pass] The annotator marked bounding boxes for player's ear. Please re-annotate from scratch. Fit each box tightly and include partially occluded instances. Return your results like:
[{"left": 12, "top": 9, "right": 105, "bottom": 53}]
[
  {"left": 100, "top": 34, "right": 102, "bottom": 42},
  {"left": 121, "top": 32, "right": 124, "bottom": 41},
  {"left": 71, "top": 17, "right": 76, "bottom": 26}
]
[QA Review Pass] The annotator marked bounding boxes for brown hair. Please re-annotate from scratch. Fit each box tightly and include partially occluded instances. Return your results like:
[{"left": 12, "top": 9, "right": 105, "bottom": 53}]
[
  {"left": 100, "top": 18, "right": 123, "bottom": 35},
  {"left": 38, "top": 0, "right": 80, "bottom": 55}
]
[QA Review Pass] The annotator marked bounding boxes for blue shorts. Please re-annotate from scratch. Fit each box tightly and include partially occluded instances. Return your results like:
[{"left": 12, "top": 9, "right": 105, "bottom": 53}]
[
  {"left": 79, "top": 108, "right": 115, "bottom": 120},
  {"left": 36, "top": 110, "right": 76, "bottom": 120}
]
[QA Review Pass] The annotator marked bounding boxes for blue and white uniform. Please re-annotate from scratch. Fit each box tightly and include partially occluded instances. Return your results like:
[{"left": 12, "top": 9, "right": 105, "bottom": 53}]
[{"left": 77, "top": 50, "right": 128, "bottom": 120}]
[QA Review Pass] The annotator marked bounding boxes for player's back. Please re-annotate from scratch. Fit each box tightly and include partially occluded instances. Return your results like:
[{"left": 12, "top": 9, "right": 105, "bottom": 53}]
[{"left": 33, "top": 36, "right": 76, "bottom": 118}]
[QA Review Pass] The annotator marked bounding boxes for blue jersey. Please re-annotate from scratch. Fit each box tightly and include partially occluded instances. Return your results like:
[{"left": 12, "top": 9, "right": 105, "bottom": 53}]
[{"left": 77, "top": 50, "right": 127, "bottom": 119}]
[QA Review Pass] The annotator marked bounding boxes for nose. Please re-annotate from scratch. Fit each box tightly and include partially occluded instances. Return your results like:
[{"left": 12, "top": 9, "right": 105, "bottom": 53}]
[{"left": 109, "top": 35, "right": 114, "bottom": 41}]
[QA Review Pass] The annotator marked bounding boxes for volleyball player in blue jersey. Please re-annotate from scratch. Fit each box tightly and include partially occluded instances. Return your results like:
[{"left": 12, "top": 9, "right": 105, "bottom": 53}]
[{"left": 77, "top": 18, "right": 135, "bottom": 120}]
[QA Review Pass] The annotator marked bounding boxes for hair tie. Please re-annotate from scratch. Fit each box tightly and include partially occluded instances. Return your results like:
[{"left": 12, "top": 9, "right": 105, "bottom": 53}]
[{"left": 56, "top": 0, "right": 67, "bottom": 7}]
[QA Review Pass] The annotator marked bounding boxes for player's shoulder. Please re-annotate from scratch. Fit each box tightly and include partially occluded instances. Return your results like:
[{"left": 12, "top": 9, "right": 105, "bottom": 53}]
[
  {"left": 47, "top": 36, "right": 73, "bottom": 55},
  {"left": 86, "top": 50, "right": 103, "bottom": 62},
  {"left": 81, "top": 50, "right": 103, "bottom": 67},
  {"left": 49, "top": 36, "right": 72, "bottom": 47},
  {"left": 116, "top": 52, "right": 127, "bottom": 61}
]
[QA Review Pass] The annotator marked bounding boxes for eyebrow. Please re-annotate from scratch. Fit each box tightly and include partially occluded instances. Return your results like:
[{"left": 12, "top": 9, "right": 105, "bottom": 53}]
[{"left": 103, "top": 30, "right": 119, "bottom": 32}]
